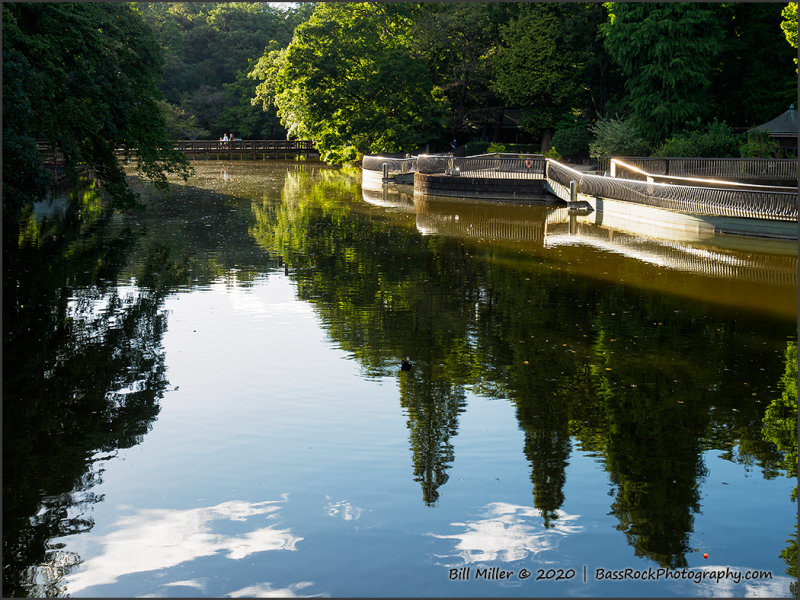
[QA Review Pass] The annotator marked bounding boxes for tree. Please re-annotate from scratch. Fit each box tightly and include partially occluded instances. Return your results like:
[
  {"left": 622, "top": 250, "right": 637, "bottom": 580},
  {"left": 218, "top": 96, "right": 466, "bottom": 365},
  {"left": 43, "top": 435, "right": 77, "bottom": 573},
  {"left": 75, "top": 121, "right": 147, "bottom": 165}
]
[
  {"left": 588, "top": 116, "right": 651, "bottom": 157},
  {"left": 412, "top": 3, "right": 515, "bottom": 140},
  {"left": 491, "top": 4, "right": 584, "bottom": 138},
  {"left": 158, "top": 100, "right": 210, "bottom": 140},
  {"left": 712, "top": 3, "right": 797, "bottom": 126},
  {"left": 250, "top": 2, "right": 448, "bottom": 163},
  {"left": 601, "top": 3, "right": 727, "bottom": 144},
  {"left": 217, "top": 64, "right": 285, "bottom": 139},
  {"left": 137, "top": 2, "right": 306, "bottom": 138},
  {"left": 781, "top": 2, "right": 798, "bottom": 70},
  {"left": 2, "top": 3, "right": 191, "bottom": 222},
  {"left": 782, "top": 3, "right": 798, "bottom": 50}
]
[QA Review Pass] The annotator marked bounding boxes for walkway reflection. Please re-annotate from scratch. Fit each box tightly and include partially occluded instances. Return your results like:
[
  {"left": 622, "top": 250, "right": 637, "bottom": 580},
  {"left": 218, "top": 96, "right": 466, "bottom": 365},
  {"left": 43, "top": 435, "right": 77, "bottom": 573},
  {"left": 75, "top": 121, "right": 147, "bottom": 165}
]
[
  {"left": 361, "top": 184, "right": 415, "bottom": 213},
  {"left": 412, "top": 194, "right": 797, "bottom": 318}
]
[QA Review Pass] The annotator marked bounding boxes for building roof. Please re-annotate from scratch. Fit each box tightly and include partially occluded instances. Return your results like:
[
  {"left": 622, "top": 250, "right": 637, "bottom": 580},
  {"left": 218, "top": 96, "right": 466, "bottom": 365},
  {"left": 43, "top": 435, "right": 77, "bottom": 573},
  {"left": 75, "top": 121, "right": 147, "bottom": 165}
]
[{"left": 749, "top": 105, "right": 798, "bottom": 138}]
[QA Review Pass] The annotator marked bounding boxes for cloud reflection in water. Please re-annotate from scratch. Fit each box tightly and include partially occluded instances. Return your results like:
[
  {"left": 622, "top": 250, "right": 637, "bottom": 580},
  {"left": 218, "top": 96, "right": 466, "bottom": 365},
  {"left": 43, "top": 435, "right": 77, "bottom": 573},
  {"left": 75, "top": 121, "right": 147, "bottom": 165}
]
[
  {"left": 430, "top": 502, "right": 582, "bottom": 564},
  {"left": 227, "top": 580, "right": 322, "bottom": 598},
  {"left": 64, "top": 498, "right": 302, "bottom": 594}
]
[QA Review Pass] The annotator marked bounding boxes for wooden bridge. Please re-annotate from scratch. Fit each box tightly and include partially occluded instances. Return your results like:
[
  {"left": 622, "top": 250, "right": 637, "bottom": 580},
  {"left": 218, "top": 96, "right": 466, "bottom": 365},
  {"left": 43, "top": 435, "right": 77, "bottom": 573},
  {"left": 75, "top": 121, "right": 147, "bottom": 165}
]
[
  {"left": 173, "top": 139, "right": 316, "bottom": 160},
  {"left": 36, "top": 139, "right": 317, "bottom": 185}
]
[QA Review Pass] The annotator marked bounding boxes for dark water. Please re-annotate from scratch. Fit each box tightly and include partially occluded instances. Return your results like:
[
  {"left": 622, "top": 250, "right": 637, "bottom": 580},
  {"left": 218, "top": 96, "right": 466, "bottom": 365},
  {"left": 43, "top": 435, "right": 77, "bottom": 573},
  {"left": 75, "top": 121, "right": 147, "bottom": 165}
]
[{"left": 3, "top": 161, "right": 797, "bottom": 597}]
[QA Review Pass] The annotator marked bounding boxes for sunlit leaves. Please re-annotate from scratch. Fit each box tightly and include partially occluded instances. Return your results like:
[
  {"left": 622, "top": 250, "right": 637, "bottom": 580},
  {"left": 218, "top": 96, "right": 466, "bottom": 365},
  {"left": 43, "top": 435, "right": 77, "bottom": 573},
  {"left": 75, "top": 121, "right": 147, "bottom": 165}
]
[{"left": 249, "top": 2, "right": 448, "bottom": 163}]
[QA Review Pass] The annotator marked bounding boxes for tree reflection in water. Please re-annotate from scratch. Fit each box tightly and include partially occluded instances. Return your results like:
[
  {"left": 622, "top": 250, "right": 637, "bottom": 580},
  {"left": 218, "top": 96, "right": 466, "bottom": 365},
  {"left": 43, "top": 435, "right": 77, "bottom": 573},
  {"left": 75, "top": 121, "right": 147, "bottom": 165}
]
[
  {"left": 399, "top": 367, "right": 467, "bottom": 505},
  {"left": 252, "top": 166, "right": 795, "bottom": 569},
  {"left": 761, "top": 341, "right": 798, "bottom": 597},
  {"left": 4, "top": 164, "right": 796, "bottom": 594},
  {"left": 3, "top": 186, "right": 176, "bottom": 596}
]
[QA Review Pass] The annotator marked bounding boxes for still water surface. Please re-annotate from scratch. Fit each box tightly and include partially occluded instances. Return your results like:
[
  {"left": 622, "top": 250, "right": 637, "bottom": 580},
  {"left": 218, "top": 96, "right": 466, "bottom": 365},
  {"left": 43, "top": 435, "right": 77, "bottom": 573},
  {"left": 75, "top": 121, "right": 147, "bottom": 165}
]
[{"left": 3, "top": 161, "right": 797, "bottom": 597}]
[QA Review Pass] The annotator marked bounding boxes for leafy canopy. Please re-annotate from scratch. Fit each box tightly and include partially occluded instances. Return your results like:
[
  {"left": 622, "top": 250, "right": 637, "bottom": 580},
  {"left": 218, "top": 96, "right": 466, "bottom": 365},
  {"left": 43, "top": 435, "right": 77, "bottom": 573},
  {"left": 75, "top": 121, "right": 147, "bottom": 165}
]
[
  {"left": 2, "top": 2, "right": 190, "bottom": 217},
  {"left": 491, "top": 3, "right": 585, "bottom": 136},
  {"left": 250, "top": 2, "right": 448, "bottom": 163}
]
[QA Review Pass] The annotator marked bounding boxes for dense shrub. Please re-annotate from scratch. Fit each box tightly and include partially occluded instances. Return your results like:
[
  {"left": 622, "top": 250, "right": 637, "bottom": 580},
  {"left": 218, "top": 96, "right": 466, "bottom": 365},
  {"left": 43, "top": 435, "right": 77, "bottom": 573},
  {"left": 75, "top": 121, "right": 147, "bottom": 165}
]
[
  {"left": 588, "top": 116, "right": 650, "bottom": 157},
  {"left": 543, "top": 146, "right": 561, "bottom": 160},
  {"left": 465, "top": 141, "right": 491, "bottom": 155},
  {"left": 503, "top": 143, "right": 540, "bottom": 154},
  {"left": 652, "top": 119, "right": 740, "bottom": 157},
  {"left": 465, "top": 142, "right": 539, "bottom": 155},
  {"left": 739, "top": 129, "right": 782, "bottom": 158},
  {"left": 552, "top": 124, "right": 592, "bottom": 161}
]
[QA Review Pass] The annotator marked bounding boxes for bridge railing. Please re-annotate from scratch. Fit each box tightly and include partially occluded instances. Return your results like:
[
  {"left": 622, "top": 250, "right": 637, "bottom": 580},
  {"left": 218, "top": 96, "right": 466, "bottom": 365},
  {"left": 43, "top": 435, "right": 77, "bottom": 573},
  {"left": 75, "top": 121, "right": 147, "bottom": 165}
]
[
  {"left": 416, "top": 154, "right": 546, "bottom": 178},
  {"left": 361, "top": 155, "right": 417, "bottom": 175},
  {"left": 547, "top": 159, "right": 798, "bottom": 221},
  {"left": 610, "top": 158, "right": 796, "bottom": 193},
  {"left": 598, "top": 156, "right": 797, "bottom": 182},
  {"left": 174, "top": 139, "right": 314, "bottom": 152}
]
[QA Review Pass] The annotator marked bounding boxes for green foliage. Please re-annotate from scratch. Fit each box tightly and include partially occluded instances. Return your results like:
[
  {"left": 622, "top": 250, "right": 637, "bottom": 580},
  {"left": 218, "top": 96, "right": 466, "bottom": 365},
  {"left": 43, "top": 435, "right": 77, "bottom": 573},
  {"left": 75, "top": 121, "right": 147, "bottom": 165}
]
[
  {"left": 652, "top": 119, "right": 741, "bottom": 158},
  {"left": 588, "top": 116, "right": 650, "bottom": 157},
  {"left": 465, "top": 141, "right": 492, "bottom": 156},
  {"left": 466, "top": 142, "right": 541, "bottom": 156},
  {"left": 543, "top": 147, "right": 561, "bottom": 160},
  {"left": 551, "top": 116, "right": 592, "bottom": 161},
  {"left": 782, "top": 3, "right": 798, "bottom": 49},
  {"left": 602, "top": 3, "right": 727, "bottom": 143},
  {"left": 413, "top": 3, "right": 514, "bottom": 138},
  {"left": 137, "top": 2, "right": 306, "bottom": 137},
  {"left": 2, "top": 25, "right": 52, "bottom": 242},
  {"left": 782, "top": 2, "right": 798, "bottom": 72},
  {"left": 762, "top": 341, "right": 798, "bottom": 479},
  {"left": 713, "top": 3, "right": 797, "bottom": 126},
  {"left": 250, "top": 3, "right": 448, "bottom": 163},
  {"left": 491, "top": 4, "right": 584, "bottom": 135},
  {"left": 739, "top": 130, "right": 783, "bottom": 158},
  {"left": 158, "top": 100, "right": 209, "bottom": 140},
  {"left": 2, "top": 3, "right": 191, "bottom": 220}
]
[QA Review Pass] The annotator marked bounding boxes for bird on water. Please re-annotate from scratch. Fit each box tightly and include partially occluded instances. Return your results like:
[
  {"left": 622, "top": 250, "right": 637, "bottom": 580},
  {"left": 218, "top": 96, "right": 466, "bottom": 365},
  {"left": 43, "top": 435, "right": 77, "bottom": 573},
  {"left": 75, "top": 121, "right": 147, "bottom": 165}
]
[{"left": 400, "top": 357, "right": 413, "bottom": 371}]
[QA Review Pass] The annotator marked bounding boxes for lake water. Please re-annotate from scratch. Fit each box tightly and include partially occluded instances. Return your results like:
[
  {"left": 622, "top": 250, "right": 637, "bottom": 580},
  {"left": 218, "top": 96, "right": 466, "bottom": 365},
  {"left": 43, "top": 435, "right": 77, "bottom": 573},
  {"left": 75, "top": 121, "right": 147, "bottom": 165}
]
[{"left": 3, "top": 161, "right": 797, "bottom": 597}]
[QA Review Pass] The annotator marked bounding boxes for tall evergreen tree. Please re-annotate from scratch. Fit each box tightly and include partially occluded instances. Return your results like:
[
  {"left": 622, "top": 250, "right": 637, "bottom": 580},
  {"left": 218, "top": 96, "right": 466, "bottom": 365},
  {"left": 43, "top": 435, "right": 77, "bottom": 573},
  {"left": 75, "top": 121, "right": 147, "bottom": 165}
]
[{"left": 601, "top": 2, "right": 727, "bottom": 143}]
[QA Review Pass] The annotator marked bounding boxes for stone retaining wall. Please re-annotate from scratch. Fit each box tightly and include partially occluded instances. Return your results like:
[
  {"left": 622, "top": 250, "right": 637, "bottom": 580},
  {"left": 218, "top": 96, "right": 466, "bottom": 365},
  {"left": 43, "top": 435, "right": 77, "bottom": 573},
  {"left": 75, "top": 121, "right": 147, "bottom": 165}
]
[{"left": 414, "top": 172, "right": 553, "bottom": 202}]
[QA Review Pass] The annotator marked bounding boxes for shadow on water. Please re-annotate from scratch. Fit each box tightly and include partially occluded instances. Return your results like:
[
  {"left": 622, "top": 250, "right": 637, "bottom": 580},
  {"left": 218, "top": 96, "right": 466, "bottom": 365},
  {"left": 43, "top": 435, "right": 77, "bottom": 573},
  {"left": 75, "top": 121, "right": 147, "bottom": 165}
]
[{"left": 3, "top": 163, "right": 796, "bottom": 593}]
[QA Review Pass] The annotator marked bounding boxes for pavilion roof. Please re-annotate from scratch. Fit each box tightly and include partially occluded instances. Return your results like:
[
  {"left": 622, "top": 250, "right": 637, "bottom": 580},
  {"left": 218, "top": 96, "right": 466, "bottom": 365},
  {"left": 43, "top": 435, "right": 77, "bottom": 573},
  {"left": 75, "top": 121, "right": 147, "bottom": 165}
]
[{"left": 749, "top": 105, "right": 798, "bottom": 138}]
